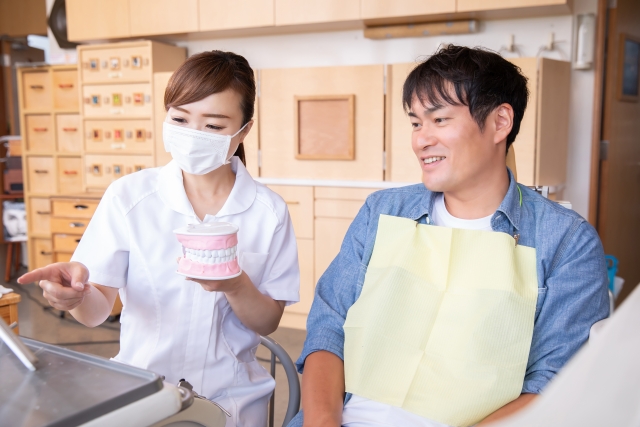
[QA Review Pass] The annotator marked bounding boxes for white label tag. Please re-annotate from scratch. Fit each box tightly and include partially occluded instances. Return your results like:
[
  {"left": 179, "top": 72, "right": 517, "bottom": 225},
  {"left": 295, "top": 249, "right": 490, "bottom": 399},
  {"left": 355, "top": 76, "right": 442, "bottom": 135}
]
[
  {"left": 111, "top": 143, "right": 126, "bottom": 150},
  {"left": 110, "top": 108, "right": 124, "bottom": 115},
  {"left": 108, "top": 72, "right": 123, "bottom": 79}
]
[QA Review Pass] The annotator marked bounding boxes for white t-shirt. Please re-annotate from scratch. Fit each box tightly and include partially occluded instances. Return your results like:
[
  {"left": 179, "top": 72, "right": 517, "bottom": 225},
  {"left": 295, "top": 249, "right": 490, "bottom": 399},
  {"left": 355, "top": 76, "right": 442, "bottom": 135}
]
[
  {"left": 342, "top": 193, "right": 493, "bottom": 427},
  {"left": 72, "top": 157, "right": 300, "bottom": 427}
]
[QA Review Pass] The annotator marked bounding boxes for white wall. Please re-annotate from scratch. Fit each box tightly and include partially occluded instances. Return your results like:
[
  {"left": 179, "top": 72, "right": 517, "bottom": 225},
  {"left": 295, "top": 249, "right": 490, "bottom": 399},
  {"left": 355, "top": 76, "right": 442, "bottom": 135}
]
[{"left": 179, "top": 1, "right": 597, "bottom": 218}]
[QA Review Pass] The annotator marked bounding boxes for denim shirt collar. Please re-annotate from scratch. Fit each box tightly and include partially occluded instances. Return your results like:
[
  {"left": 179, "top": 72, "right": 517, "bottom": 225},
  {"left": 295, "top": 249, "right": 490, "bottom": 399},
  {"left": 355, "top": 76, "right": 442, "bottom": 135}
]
[{"left": 408, "top": 168, "right": 520, "bottom": 233}]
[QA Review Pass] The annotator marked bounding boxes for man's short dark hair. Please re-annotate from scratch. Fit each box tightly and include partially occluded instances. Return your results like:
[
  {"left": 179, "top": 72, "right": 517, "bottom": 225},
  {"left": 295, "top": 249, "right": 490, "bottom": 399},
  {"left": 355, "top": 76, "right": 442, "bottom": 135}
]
[{"left": 402, "top": 45, "right": 529, "bottom": 151}]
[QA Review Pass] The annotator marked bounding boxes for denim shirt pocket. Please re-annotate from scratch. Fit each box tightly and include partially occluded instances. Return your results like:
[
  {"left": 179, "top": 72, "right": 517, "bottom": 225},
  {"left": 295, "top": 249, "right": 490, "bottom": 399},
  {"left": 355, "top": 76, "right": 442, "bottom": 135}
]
[{"left": 534, "top": 286, "right": 548, "bottom": 322}]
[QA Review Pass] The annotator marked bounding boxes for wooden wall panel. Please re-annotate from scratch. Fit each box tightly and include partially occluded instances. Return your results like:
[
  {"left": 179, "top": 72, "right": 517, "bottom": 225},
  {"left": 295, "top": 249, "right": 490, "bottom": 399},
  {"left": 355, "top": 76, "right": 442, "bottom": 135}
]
[{"left": 260, "top": 65, "right": 385, "bottom": 181}]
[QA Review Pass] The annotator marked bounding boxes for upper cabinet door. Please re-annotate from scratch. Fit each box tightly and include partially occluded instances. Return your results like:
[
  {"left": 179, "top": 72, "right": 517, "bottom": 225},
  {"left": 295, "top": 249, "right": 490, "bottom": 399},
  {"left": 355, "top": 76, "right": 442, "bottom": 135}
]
[
  {"left": 199, "top": 0, "right": 274, "bottom": 31},
  {"left": 275, "top": 0, "right": 360, "bottom": 26},
  {"left": 67, "top": 0, "right": 131, "bottom": 41},
  {"left": 457, "top": 0, "right": 569, "bottom": 13},
  {"left": 361, "top": 0, "right": 456, "bottom": 21},
  {"left": 129, "top": 0, "right": 199, "bottom": 37}
]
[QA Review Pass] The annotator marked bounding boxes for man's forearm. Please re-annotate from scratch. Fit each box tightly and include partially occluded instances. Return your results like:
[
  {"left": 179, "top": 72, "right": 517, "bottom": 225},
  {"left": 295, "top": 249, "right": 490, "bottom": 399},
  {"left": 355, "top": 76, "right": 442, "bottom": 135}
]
[
  {"left": 478, "top": 393, "right": 537, "bottom": 425},
  {"left": 301, "top": 351, "right": 345, "bottom": 427}
]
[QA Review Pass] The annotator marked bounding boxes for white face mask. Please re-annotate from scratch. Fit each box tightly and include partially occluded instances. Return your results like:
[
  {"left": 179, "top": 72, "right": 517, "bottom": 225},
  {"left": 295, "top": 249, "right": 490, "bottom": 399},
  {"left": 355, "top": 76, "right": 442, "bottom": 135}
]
[{"left": 163, "top": 121, "right": 248, "bottom": 175}]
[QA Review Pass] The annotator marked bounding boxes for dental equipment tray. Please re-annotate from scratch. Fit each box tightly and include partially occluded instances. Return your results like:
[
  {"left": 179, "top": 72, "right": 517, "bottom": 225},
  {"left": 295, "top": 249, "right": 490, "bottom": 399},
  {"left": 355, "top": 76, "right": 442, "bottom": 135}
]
[{"left": 0, "top": 337, "right": 163, "bottom": 427}]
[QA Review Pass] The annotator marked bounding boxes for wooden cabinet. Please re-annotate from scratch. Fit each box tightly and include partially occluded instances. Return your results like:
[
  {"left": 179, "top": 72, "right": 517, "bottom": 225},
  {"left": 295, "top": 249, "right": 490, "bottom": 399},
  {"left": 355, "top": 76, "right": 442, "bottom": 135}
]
[
  {"left": 25, "top": 115, "right": 55, "bottom": 153},
  {"left": 27, "top": 157, "right": 55, "bottom": 194},
  {"left": 66, "top": 0, "right": 131, "bottom": 41},
  {"left": 260, "top": 65, "right": 385, "bottom": 181},
  {"left": 84, "top": 154, "right": 154, "bottom": 190},
  {"left": 82, "top": 83, "right": 153, "bottom": 119},
  {"left": 79, "top": 45, "right": 152, "bottom": 84},
  {"left": 32, "top": 238, "right": 53, "bottom": 269},
  {"left": 275, "top": 0, "right": 360, "bottom": 25},
  {"left": 56, "top": 115, "right": 82, "bottom": 153},
  {"left": 457, "top": 0, "right": 570, "bottom": 14},
  {"left": 84, "top": 119, "right": 154, "bottom": 154},
  {"left": 153, "top": 72, "right": 173, "bottom": 167},
  {"left": 28, "top": 198, "right": 51, "bottom": 236},
  {"left": 385, "top": 59, "right": 571, "bottom": 186},
  {"left": 52, "top": 199, "right": 99, "bottom": 219},
  {"left": 22, "top": 71, "right": 51, "bottom": 111},
  {"left": 57, "top": 157, "right": 84, "bottom": 194},
  {"left": 52, "top": 69, "right": 80, "bottom": 111},
  {"left": 199, "top": 0, "right": 274, "bottom": 31},
  {"left": 129, "top": 0, "right": 198, "bottom": 37},
  {"left": 508, "top": 57, "right": 571, "bottom": 186},
  {"left": 267, "top": 185, "right": 314, "bottom": 239},
  {"left": 361, "top": 0, "right": 456, "bottom": 23},
  {"left": 281, "top": 238, "right": 314, "bottom": 329}
]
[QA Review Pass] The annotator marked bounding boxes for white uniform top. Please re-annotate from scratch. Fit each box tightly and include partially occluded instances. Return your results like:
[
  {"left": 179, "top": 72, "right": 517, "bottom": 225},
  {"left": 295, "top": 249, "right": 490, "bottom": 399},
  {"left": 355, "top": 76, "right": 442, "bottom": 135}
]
[
  {"left": 72, "top": 157, "right": 300, "bottom": 427},
  {"left": 342, "top": 193, "right": 492, "bottom": 427}
]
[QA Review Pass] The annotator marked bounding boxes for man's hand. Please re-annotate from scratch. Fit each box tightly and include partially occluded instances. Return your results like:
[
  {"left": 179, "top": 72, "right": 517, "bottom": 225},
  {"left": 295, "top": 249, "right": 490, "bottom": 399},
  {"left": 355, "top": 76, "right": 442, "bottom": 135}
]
[{"left": 18, "top": 262, "right": 91, "bottom": 311}]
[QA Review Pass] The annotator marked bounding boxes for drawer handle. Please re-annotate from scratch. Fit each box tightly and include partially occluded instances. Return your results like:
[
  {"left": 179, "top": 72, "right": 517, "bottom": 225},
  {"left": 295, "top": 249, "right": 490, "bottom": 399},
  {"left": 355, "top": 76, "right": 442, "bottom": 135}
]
[
  {"left": 40, "top": 251, "right": 53, "bottom": 256},
  {"left": 58, "top": 83, "right": 74, "bottom": 89},
  {"left": 36, "top": 210, "right": 51, "bottom": 215},
  {"left": 34, "top": 169, "right": 49, "bottom": 174},
  {"left": 285, "top": 201, "right": 300, "bottom": 205},
  {"left": 75, "top": 239, "right": 81, "bottom": 243},
  {"left": 69, "top": 222, "right": 85, "bottom": 228},
  {"left": 30, "top": 85, "right": 44, "bottom": 89},
  {"left": 74, "top": 204, "right": 89, "bottom": 210},
  {"left": 62, "top": 127, "right": 78, "bottom": 132},
  {"left": 33, "top": 127, "right": 48, "bottom": 132},
  {"left": 63, "top": 170, "right": 78, "bottom": 175}
]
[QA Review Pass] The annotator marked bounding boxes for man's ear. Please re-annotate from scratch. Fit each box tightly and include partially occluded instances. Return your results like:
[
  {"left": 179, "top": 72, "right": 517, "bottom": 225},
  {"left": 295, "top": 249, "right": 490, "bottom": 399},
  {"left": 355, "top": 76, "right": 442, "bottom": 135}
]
[{"left": 493, "top": 104, "right": 514, "bottom": 145}]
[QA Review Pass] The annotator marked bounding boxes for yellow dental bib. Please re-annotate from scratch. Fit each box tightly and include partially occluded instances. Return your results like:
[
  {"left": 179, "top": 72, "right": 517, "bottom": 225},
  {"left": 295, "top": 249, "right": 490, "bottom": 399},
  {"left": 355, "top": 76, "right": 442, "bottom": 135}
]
[{"left": 343, "top": 215, "right": 538, "bottom": 427}]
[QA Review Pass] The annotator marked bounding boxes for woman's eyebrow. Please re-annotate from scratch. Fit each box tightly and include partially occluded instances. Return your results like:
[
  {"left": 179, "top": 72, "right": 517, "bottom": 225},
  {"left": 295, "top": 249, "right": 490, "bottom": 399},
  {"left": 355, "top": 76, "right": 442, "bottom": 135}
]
[
  {"left": 174, "top": 106, "right": 190, "bottom": 113},
  {"left": 202, "top": 113, "right": 230, "bottom": 118}
]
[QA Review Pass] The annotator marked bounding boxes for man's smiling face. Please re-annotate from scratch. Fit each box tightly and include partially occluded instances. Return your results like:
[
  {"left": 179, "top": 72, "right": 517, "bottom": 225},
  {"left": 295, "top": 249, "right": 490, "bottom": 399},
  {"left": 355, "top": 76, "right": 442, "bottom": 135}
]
[{"left": 408, "top": 93, "right": 505, "bottom": 194}]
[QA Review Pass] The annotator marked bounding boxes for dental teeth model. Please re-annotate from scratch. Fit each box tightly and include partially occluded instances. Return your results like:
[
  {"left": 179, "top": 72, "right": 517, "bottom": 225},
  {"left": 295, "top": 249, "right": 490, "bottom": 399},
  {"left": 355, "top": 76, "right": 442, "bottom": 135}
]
[{"left": 174, "top": 222, "right": 241, "bottom": 280}]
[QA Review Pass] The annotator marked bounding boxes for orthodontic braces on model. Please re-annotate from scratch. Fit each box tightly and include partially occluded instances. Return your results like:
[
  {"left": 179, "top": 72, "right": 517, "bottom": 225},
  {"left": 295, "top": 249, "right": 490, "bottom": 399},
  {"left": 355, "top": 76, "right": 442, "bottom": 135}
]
[{"left": 174, "top": 222, "right": 241, "bottom": 280}]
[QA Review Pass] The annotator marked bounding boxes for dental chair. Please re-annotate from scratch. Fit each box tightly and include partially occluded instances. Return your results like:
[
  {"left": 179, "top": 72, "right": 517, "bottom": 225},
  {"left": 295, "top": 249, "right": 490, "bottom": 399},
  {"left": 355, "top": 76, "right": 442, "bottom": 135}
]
[{"left": 0, "top": 324, "right": 301, "bottom": 427}]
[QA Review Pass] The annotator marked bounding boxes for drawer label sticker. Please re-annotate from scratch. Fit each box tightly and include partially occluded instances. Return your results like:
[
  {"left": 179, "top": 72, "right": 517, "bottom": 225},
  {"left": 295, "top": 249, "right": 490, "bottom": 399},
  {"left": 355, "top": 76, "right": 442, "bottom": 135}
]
[
  {"left": 89, "top": 58, "right": 99, "bottom": 70},
  {"left": 133, "top": 93, "right": 144, "bottom": 106},
  {"left": 110, "top": 57, "right": 120, "bottom": 70},
  {"left": 90, "top": 95, "right": 100, "bottom": 106},
  {"left": 132, "top": 56, "right": 142, "bottom": 68},
  {"left": 112, "top": 93, "right": 122, "bottom": 106}
]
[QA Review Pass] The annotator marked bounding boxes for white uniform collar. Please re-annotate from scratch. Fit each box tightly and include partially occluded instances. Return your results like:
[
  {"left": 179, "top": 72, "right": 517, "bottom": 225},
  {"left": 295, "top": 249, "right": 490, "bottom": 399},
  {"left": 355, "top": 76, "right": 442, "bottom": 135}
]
[{"left": 157, "top": 156, "right": 257, "bottom": 219}]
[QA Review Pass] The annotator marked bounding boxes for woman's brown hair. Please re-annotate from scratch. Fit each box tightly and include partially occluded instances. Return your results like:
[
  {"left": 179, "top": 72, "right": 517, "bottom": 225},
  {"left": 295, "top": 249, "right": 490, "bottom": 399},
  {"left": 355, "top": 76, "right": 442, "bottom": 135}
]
[{"left": 164, "top": 50, "right": 256, "bottom": 166}]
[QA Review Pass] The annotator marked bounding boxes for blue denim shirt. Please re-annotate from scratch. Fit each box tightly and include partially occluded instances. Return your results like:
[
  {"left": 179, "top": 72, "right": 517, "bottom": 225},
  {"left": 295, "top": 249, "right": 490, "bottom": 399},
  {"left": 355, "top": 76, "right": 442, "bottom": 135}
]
[{"left": 295, "top": 172, "right": 609, "bottom": 408}]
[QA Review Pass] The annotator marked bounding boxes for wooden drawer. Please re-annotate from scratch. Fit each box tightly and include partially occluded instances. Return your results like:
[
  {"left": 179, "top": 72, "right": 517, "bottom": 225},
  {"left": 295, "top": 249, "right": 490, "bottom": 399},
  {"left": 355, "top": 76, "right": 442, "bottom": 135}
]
[
  {"left": 22, "top": 71, "right": 51, "bottom": 110},
  {"left": 82, "top": 83, "right": 153, "bottom": 118},
  {"left": 56, "top": 114, "right": 82, "bottom": 153},
  {"left": 25, "top": 115, "right": 55, "bottom": 152},
  {"left": 85, "top": 119, "right": 154, "bottom": 154},
  {"left": 27, "top": 156, "right": 55, "bottom": 194},
  {"left": 57, "top": 157, "right": 83, "bottom": 194},
  {"left": 55, "top": 252, "right": 73, "bottom": 263},
  {"left": 51, "top": 217, "right": 89, "bottom": 234},
  {"left": 29, "top": 197, "right": 51, "bottom": 235},
  {"left": 267, "top": 185, "right": 314, "bottom": 239},
  {"left": 315, "top": 199, "right": 364, "bottom": 219},
  {"left": 80, "top": 45, "right": 152, "bottom": 84},
  {"left": 32, "top": 238, "right": 53, "bottom": 269},
  {"left": 85, "top": 154, "right": 154, "bottom": 189},
  {"left": 53, "top": 234, "right": 82, "bottom": 253},
  {"left": 52, "top": 199, "right": 99, "bottom": 219},
  {"left": 52, "top": 69, "right": 79, "bottom": 110},
  {"left": 314, "top": 186, "right": 380, "bottom": 200}
]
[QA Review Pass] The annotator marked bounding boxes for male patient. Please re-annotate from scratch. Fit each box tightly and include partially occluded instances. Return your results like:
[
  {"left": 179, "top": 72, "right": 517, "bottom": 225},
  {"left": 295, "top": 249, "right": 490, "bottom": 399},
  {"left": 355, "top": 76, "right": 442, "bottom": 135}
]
[{"left": 289, "top": 45, "right": 609, "bottom": 427}]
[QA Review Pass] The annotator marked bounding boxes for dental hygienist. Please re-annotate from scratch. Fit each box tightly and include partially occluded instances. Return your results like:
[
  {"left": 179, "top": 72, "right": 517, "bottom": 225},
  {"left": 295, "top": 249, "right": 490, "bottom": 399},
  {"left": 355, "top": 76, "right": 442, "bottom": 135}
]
[{"left": 18, "top": 51, "right": 300, "bottom": 427}]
